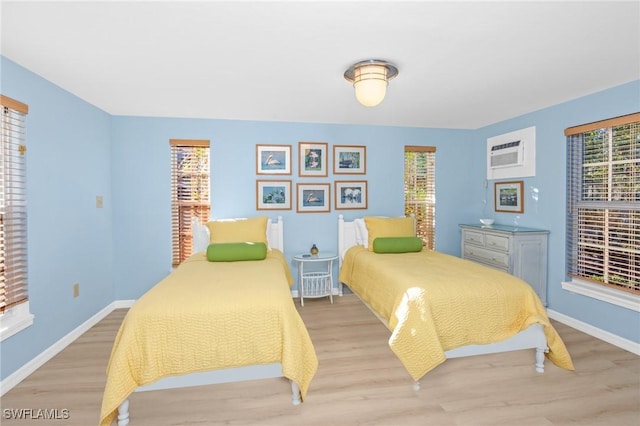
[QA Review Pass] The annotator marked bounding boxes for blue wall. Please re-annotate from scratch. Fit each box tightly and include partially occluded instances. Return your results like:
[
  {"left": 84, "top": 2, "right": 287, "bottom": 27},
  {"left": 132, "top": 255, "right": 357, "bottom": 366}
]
[
  {"left": 0, "top": 57, "right": 114, "bottom": 380},
  {"left": 110, "top": 117, "right": 472, "bottom": 299},
  {"left": 474, "top": 80, "right": 640, "bottom": 343},
  {"left": 1, "top": 55, "right": 637, "bottom": 382}
]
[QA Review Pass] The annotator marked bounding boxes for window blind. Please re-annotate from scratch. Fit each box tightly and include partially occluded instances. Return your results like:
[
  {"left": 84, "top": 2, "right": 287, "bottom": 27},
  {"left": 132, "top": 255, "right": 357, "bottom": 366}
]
[
  {"left": 1, "top": 95, "right": 29, "bottom": 313},
  {"left": 404, "top": 146, "right": 436, "bottom": 249},
  {"left": 170, "top": 139, "right": 210, "bottom": 267},
  {"left": 566, "top": 112, "right": 639, "bottom": 294}
]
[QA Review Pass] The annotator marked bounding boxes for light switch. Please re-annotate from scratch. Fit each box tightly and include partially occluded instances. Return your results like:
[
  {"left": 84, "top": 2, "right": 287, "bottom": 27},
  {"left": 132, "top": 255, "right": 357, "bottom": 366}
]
[{"left": 96, "top": 195, "right": 103, "bottom": 208}]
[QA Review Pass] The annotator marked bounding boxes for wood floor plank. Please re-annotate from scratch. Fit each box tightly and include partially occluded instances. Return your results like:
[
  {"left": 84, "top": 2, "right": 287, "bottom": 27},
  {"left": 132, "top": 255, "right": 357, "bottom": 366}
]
[{"left": 1, "top": 295, "right": 638, "bottom": 425}]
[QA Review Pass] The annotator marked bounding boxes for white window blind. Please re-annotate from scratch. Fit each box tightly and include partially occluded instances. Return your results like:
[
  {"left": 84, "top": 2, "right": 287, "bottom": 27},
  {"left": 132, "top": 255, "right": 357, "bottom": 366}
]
[
  {"left": 0, "top": 95, "right": 29, "bottom": 314},
  {"left": 170, "top": 139, "right": 210, "bottom": 267},
  {"left": 565, "top": 113, "right": 639, "bottom": 295},
  {"left": 404, "top": 146, "right": 436, "bottom": 249}
]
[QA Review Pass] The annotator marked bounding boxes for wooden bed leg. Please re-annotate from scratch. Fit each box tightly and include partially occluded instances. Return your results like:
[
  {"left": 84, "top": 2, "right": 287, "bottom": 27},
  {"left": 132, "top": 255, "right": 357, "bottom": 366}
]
[
  {"left": 413, "top": 381, "right": 421, "bottom": 391},
  {"left": 291, "top": 380, "right": 301, "bottom": 406},
  {"left": 535, "top": 347, "right": 546, "bottom": 373},
  {"left": 117, "top": 399, "right": 130, "bottom": 426}
]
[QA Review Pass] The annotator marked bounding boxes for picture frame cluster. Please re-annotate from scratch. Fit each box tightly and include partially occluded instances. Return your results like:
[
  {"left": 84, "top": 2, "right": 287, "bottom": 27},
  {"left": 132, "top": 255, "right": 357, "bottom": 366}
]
[{"left": 255, "top": 142, "right": 368, "bottom": 212}]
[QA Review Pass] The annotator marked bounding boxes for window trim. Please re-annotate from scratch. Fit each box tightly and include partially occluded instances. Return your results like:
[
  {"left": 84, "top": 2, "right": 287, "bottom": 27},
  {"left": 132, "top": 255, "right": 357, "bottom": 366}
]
[
  {"left": 561, "top": 278, "right": 640, "bottom": 312},
  {"left": 0, "top": 94, "right": 32, "bottom": 341},
  {"left": 404, "top": 145, "right": 436, "bottom": 249},
  {"left": 564, "top": 112, "right": 639, "bottom": 304},
  {"left": 564, "top": 112, "right": 640, "bottom": 136},
  {"left": 0, "top": 301, "right": 34, "bottom": 341},
  {"left": 170, "top": 139, "right": 211, "bottom": 267}
]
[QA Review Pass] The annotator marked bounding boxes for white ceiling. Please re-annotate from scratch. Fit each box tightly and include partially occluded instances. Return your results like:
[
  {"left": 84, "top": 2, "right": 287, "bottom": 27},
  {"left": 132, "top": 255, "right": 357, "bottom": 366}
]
[{"left": 1, "top": 1, "right": 638, "bottom": 129}]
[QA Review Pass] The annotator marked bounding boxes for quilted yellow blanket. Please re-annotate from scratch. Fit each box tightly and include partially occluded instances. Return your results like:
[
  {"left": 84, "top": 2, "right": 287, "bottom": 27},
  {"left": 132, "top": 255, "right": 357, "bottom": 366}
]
[
  {"left": 339, "top": 246, "right": 574, "bottom": 381},
  {"left": 99, "top": 250, "right": 317, "bottom": 426}
]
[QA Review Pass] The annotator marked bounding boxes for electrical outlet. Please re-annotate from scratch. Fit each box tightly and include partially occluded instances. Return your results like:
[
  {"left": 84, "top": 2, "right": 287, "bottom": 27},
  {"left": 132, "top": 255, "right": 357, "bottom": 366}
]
[
  {"left": 96, "top": 195, "right": 103, "bottom": 208},
  {"left": 73, "top": 283, "right": 80, "bottom": 298}
]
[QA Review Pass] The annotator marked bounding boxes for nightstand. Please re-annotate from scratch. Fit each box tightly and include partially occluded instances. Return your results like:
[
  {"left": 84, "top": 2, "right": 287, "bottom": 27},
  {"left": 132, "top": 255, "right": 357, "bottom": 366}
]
[{"left": 293, "top": 253, "right": 338, "bottom": 306}]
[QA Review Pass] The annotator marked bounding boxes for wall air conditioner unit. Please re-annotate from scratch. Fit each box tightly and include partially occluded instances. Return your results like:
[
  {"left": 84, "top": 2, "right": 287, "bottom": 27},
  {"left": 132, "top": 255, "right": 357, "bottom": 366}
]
[
  {"left": 489, "top": 139, "right": 524, "bottom": 169},
  {"left": 487, "top": 126, "right": 535, "bottom": 179}
]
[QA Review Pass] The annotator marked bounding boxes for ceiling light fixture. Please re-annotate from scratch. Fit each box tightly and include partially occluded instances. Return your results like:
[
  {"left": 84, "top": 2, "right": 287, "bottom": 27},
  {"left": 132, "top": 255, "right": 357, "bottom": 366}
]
[{"left": 344, "top": 59, "right": 398, "bottom": 107}]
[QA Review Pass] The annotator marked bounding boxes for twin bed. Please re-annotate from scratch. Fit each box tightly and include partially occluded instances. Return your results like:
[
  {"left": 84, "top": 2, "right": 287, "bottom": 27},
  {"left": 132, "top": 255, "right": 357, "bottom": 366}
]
[
  {"left": 100, "top": 214, "right": 573, "bottom": 425},
  {"left": 337, "top": 215, "right": 574, "bottom": 388},
  {"left": 100, "top": 216, "right": 318, "bottom": 426}
]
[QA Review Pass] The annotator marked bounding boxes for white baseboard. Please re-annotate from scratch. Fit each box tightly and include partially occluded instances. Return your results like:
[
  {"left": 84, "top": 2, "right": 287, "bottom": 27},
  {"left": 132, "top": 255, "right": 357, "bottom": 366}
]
[
  {"left": 114, "top": 299, "right": 136, "bottom": 309},
  {"left": 0, "top": 301, "right": 122, "bottom": 396},
  {"left": 547, "top": 309, "right": 640, "bottom": 356}
]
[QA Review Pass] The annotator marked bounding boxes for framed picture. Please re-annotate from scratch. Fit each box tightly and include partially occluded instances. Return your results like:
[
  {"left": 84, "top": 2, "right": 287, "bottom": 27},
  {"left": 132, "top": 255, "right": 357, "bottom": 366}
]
[
  {"left": 297, "top": 183, "right": 330, "bottom": 213},
  {"left": 256, "top": 144, "right": 291, "bottom": 175},
  {"left": 298, "top": 142, "right": 328, "bottom": 177},
  {"left": 494, "top": 180, "right": 524, "bottom": 213},
  {"left": 333, "top": 145, "right": 366, "bottom": 174},
  {"left": 335, "top": 180, "right": 368, "bottom": 210},
  {"left": 256, "top": 180, "right": 292, "bottom": 210}
]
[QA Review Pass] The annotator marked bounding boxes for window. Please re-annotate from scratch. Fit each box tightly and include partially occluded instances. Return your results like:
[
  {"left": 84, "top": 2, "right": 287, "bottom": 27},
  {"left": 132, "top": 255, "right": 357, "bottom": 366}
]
[
  {"left": 1, "top": 95, "right": 33, "bottom": 341},
  {"left": 404, "top": 146, "right": 436, "bottom": 249},
  {"left": 565, "top": 113, "right": 639, "bottom": 304},
  {"left": 170, "top": 139, "right": 210, "bottom": 267}
]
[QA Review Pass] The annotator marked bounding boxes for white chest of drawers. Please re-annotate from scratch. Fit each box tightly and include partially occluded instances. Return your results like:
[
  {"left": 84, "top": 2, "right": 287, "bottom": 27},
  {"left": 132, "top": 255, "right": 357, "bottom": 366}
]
[{"left": 459, "top": 224, "right": 550, "bottom": 306}]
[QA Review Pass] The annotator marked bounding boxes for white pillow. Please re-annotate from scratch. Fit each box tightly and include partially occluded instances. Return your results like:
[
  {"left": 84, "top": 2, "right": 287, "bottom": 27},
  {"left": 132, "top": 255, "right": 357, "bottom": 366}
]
[
  {"left": 193, "top": 221, "right": 210, "bottom": 253},
  {"left": 266, "top": 219, "right": 272, "bottom": 250},
  {"left": 354, "top": 218, "right": 368, "bottom": 248}
]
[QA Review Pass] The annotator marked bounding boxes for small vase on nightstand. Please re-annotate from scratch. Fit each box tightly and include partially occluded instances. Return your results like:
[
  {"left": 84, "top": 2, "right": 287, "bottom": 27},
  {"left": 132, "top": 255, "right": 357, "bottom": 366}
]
[{"left": 310, "top": 244, "right": 319, "bottom": 256}]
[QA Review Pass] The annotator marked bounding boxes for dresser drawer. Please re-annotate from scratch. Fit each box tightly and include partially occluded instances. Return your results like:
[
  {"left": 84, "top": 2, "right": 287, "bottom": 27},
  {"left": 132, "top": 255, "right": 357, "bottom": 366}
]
[
  {"left": 463, "top": 230, "right": 485, "bottom": 246},
  {"left": 463, "top": 245, "right": 510, "bottom": 269},
  {"left": 485, "top": 234, "right": 509, "bottom": 252}
]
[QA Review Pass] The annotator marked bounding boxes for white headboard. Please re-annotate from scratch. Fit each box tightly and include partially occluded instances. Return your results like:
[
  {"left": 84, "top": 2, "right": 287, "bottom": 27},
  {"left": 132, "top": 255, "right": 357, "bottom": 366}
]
[
  {"left": 338, "top": 214, "right": 359, "bottom": 266},
  {"left": 192, "top": 216, "right": 284, "bottom": 253}
]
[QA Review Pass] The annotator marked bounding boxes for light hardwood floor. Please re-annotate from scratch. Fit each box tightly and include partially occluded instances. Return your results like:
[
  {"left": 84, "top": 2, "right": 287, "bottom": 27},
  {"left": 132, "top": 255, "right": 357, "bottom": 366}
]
[{"left": 2, "top": 294, "right": 638, "bottom": 425}]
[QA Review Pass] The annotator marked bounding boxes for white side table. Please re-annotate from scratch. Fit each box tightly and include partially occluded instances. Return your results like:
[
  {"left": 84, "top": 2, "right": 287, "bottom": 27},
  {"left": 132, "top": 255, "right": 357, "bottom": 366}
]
[{"left": 293, "top": 252, "right": 338, "bottom": 306}]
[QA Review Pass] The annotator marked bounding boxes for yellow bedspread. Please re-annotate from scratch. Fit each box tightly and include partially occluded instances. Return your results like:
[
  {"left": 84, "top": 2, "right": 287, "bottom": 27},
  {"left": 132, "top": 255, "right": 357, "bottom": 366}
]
[
  {"left": 99, "top": 249, "right": 317, "bottom": 426},
  {"left": 339, "top": 246, "right": 574, "bottom": 381}
]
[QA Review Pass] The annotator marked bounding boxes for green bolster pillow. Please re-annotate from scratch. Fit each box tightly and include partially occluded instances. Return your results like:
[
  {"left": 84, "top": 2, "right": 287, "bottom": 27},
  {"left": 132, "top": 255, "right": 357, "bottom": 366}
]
[
  {"left": 373, "top": 237, "right": 423, "bottom": 254},
  {"left": 206, "top": 242, "right": 267, "bottom": 262}
]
